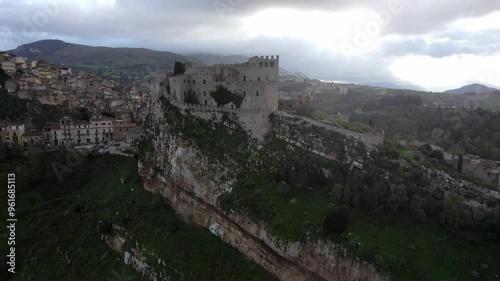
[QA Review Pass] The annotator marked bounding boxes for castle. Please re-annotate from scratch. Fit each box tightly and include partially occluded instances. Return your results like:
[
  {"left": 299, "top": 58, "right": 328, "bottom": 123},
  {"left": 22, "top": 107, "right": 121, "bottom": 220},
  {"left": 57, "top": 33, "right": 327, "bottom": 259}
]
[{"left": 152, "top": 56, "right": 280, "bottom": 139}]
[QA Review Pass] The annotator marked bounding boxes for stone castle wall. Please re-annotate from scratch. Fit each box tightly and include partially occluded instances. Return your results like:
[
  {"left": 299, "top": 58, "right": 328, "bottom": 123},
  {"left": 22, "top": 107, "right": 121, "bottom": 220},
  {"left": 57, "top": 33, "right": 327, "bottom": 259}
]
[
  {"left": 155, "top": 56, "right": 279, "bottom": 112},
  {"left": 463, "top": 159, "right": 500, "bottom": 190},
  {"left": 150, "top": 56, "right": 279, "bottom": 139},
  {"left": 270, "top": 111, "right": 383, "bottom": 164}
]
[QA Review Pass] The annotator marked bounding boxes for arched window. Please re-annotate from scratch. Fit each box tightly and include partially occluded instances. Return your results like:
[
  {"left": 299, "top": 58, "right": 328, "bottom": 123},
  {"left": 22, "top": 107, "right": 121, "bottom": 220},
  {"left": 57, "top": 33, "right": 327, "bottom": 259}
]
[
  {"left": 259, "top": 62, "right": 263, "bottom": 68},
  {"left": 270, "top": 62, "right": 275, "bottom": 67},
  {"left": 243, "top": 75, "right": 246, "bottom": 81},
  {"left": 265, "top": 62, "right": 269, "bottom": 67},
  {"left": 258, "top": 77, "right": 261, "bottom": 81},
  {"left": 256, "top": 91, "right": 259, "bottom": 97}
]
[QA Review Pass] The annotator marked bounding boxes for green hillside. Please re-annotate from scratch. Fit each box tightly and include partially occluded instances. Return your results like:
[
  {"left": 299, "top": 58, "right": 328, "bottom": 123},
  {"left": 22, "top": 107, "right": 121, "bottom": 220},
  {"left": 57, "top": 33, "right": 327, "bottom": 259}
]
[
  {"left": 0, "top": 149, "right": 275, "bottom": 281},
  {"left": 8, "top": 39, "right": 199, "bottom": 82}
]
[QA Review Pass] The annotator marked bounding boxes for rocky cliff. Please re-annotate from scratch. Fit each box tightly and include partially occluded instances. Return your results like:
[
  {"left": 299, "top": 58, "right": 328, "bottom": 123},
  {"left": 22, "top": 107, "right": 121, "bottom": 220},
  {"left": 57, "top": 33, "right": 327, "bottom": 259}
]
[{"left": 137, "top": 98, "right": 388, "bottom": 281}]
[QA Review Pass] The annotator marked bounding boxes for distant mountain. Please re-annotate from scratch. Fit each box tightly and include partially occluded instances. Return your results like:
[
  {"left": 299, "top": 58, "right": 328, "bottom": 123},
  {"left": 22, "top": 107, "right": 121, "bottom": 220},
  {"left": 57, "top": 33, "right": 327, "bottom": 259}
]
[
  {"left": 191, "top": 53, "right": 308, "bottom": 80},
  {"left": 445, "top": 83, "right": 498, "bottom": 95},
  {"left": 279, "top": 68, "right": 308, "bottom": 79},
  {"left": 8, "top": 39, "right": 198, "bottom": 81},
  {"left": 191, "top": 54, "right": 249, "bottom": 66},
  {"left": 363, "top": 82, "right": 425, "bottom": 91}
]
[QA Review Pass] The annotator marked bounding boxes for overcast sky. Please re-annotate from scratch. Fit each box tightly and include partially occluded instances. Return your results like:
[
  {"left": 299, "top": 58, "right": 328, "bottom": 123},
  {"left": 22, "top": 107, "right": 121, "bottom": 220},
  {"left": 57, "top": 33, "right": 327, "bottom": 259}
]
[{"left": 1, "top": 0, "right": 499, "bottom": 91}]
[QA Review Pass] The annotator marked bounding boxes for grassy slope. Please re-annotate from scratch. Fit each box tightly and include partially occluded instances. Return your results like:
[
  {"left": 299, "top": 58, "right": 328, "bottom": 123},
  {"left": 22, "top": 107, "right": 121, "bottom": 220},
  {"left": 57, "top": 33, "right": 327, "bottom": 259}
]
[
  {"left": 0, "top": 153, "right": 275, "bottom": 281},
  {"left": 343, "top": 213, "right": 500, "bottom": 281}
]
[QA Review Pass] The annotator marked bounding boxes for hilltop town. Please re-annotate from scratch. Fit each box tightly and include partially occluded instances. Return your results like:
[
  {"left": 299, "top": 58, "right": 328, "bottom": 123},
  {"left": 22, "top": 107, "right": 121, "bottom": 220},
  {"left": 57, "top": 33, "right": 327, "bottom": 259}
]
[{"left": 0, "top": 52, "right": 147, "bottom": 149}]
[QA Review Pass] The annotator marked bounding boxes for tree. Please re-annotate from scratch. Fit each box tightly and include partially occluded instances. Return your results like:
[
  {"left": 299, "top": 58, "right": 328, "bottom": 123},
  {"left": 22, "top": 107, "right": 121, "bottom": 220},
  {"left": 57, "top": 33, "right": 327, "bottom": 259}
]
[
  {"left": 328, "top": 183, "right": 344, "bottom": 210},
  {"left": 322, "top": 211, "right": 349, "bottom": 238},
  {"left": 0, "top": 68, "right": 9, "bottom": 89},
  {"left": 457, "top": 154, "right": 463, "bottom": 172},
  {"left": 440, "top": 194, "right": 472, "bottom": 228},
  {"left": 297, "top": 94, "right": 314, "bottom": 117},
  {"left": 410, "top": 195, "right": 427, "bottom": 222},
  {"left": 184, "top": 90, "right": 198, "bottom": 104},
  {"left": 101, "top": 111, "right": 115, "bottom": 119},
  {"left": 387, "top": 184, "right": 408, "bottom": 212},
  {"left": 173, "top": 61, "right": 186, "bottom": 75},
  {"left": 210, "top": 85, "right": 244, "bottom": 108}
]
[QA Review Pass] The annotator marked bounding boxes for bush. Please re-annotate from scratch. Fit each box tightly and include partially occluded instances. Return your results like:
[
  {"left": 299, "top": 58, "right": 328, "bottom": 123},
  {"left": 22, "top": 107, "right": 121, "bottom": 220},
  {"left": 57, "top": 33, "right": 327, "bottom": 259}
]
[
  {"left": 99, "top": 221, "right": 113, "bottom": 235},
  {"left": 173, "top": 61, "right": 186, "bottom": 75},
  {"left": 410, "top": 194, "right": 427, "bottom": 222},
  {"left": 210, "top": 85, "right": 244, "bottom": 108},
  {"left": 151, "top": 195, "right": 169, "bottom": 209},
  {"left": 184, "top": 89, "right": 199, "bottom": 104},
  {"left": 322, "top": 211, "right": 349, "bottom": 238}
]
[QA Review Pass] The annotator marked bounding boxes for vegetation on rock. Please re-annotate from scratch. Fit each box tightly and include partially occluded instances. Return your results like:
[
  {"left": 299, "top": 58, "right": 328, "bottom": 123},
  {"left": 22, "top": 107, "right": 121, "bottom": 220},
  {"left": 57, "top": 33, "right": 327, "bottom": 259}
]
[{"left": 210, "top": 85, "right": 245, "bottom": 108}]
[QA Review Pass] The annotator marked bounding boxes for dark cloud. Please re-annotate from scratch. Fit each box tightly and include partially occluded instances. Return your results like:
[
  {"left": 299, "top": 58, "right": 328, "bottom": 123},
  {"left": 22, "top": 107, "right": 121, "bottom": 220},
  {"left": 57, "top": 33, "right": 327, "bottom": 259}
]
[{"left": 0, "top": 0, "right": 498, "bottom": 89}]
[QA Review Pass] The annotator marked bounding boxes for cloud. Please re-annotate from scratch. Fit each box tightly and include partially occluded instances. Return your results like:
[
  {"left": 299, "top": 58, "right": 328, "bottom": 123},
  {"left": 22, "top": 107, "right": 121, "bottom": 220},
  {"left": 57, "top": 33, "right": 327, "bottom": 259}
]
[
  {"left": 378, "top": 28, "right": 500, "bottom": 58},
  {"left": 0, "top": 0, "right": 499, "bottom": 91}
]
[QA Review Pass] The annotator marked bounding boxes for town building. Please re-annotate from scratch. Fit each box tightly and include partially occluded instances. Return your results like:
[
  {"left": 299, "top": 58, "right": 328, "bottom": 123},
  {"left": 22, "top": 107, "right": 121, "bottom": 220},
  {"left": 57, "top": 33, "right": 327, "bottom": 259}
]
[
  {"left": 113, "top": 122, "right": 141, "bottom": 143},
  {"left": 3, "top": 124, "right": 25, "bottom": 146},
  {"left": 463, "top": 155, "right": 500, "bottom": 190}
]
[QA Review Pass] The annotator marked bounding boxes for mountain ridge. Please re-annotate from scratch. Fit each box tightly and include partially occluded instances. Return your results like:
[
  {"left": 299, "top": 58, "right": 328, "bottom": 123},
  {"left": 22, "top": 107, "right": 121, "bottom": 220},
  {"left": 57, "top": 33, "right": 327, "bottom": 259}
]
[
  {"left": 7, "top": 39, "right": 198, "bottom": 81},
  {"left": 445, "top": 83, "right": 499, "bottom": 95}
]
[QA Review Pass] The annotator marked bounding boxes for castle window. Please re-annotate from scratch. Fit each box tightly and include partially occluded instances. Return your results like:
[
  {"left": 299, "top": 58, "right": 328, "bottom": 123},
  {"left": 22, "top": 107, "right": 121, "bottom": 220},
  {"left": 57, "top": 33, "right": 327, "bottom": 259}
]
[
  {"left": 205, "top": 100, "right": 207, "bottom": 105},
  {"left": 256, "top": 91, "right": 259, "bottom": 97},
  {"left": 265, "top": 62, "right": 269, "bottom": 67},
  {"left": 259, "top": 62, "right": 263, "bottom": 68},
  {"left": 203, "top": 79, "right": 206, "bottom": 84},
  {"left": 266, "top": 77, "right": 268, "bottom": 81},
  {"left": 203, "top": 91, "right": 206, "bottom": 96},
  {"left": 193, "top": 91, "right": 196, "bottom": 95},
  {"left": 243, "top": 75, "right": 246, "bottom": 81},
  {"left": 258, "top": 77, "right": 261, "bottom": 81},
  {"left": 183, "top": 80, "right": 186, "bottom": 83},
  {"left": 243, "top": 91, "right": 246, "bottom": 96},
  {"left": 193, "top": 80, "right": 196, "bottom": 84}
]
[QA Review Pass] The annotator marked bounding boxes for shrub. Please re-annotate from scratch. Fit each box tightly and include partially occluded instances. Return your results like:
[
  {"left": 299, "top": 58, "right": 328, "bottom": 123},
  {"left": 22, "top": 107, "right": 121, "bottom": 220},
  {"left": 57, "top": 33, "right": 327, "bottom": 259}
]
[
  {"left": 322, "top": 211, "right": 349, "bottom": 238},
  {"left": 99, "top": 221, "right": 113, "bottom": 235},
  {"left": 210, "top": 85, "right": 244, "bottom": 108},
  {"left": 410, "top": 194, "right": 427, "bottom": 222},
  {"left": 151, "top": 195, "right": 169, "bottom": 209},
  {"left": 184, "top": 89, "right": 199, "bottom": 104},
  {"left": 173, "top": 61, "right": 186, "bottom": 75}
]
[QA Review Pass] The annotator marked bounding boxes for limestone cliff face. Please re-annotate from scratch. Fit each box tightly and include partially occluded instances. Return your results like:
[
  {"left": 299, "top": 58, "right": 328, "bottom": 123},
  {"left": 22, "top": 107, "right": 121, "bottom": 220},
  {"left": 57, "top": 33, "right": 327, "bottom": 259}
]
[{"left": 138, "top": 101, "right": 388, "bottom": 281}]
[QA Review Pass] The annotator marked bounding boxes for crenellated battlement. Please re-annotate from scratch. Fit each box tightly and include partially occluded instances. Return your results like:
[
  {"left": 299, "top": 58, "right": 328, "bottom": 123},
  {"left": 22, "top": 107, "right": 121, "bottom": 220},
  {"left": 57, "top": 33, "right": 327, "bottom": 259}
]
[{"left": 186, "top": 56, "right": 279, "bottom": 71}]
